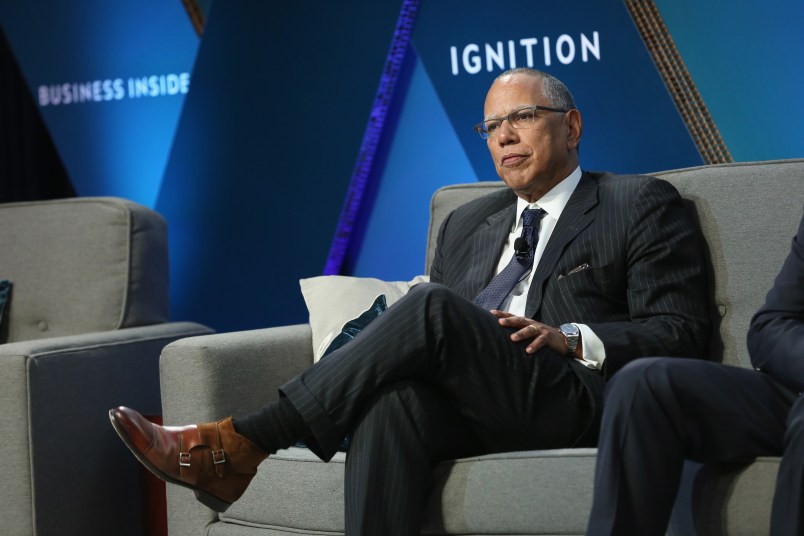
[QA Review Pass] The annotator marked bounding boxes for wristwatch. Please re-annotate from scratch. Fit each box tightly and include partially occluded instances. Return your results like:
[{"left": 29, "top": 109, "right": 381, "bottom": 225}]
[{"left": 559, "top": 323, "right": 580, "bottom": 358}]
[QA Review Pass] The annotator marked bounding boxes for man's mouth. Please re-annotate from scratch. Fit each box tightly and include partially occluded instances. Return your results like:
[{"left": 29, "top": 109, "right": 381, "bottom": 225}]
[{"left": 501, "top": 153, "right": 527, "bottom": 166}]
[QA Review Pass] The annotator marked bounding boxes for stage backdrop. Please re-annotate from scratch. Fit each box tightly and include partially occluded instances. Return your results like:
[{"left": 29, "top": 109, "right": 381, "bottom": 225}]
[
  {"left": 347, "top": 0, "right": 706, "bottom": 280},
  {"left": 2, "top": 0, "right": 802, "bottom": 332},
  {"left": 1, "top": 0, "right": 199, "bottom": 207}
]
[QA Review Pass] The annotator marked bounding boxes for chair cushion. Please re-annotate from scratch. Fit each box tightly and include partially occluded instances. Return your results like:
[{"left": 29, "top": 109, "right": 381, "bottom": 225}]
[
  {"left": 214, "top": 447, "right": 779, "bottom": 536},
  {"left": 321, "top": 294, "right": 388, "bottom": 359},
  {"left": 655, "top": 159, "right": 804, "bottom": 367},
  {"left": 0, "top": 197, "right": 169, "bottom": 343},
  {"left": 219, "top": 447, "right": 598, "bottom": 535},
  {"left": 299, "top": 274, "right": 428, "bottom": 361}
]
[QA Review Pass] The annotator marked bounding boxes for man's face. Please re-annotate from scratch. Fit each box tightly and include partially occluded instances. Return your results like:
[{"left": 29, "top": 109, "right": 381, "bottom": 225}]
[{"left": 482, "top": 74, "right": 582, "bottom": 202}]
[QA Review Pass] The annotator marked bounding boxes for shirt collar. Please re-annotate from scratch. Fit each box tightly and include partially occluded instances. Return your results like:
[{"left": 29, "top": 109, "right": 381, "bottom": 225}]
[{"left": 515, "top": 166, "right": 582, "bottom": 225}]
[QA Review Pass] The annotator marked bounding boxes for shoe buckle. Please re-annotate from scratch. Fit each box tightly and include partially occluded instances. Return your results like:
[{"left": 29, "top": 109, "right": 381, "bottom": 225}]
[
  {"left": 179, "top": 452, "right": 192, "bottom": 467},
  {"left": 212, "top": 449, "right": 226, "bottom": 465}
]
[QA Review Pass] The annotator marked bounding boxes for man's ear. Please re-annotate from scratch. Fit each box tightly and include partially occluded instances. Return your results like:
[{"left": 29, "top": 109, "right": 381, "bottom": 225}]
[{"left": 566, "top": 109, "right": 582, "bottom": 150}]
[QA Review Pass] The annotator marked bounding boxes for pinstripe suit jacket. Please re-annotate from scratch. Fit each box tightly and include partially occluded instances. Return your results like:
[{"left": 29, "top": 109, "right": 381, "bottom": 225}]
[
  {"left": 430, "top": 171, "right": 711, "bottom": 378},
  {"left": 747, "top": 212, "right": 804, "bottom": 393}
]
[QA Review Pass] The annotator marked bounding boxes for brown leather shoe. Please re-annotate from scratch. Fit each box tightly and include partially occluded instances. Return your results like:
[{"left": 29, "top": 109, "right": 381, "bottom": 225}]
[{"left": 109, "top": 406, "right": 267, "bottom": 512}]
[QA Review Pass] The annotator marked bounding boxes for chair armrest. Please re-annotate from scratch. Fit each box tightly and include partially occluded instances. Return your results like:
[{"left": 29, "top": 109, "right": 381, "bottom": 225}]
[
  {"left": 159, "top": 323, "right": 313, "bottom": 424},
  {"left": 0, "top": 321, "right": 213, "bottom": 536}
]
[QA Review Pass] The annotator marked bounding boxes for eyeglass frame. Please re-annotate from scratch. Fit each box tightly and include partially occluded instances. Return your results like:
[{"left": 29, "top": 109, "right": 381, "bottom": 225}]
[{"left": 473, "top": 105, "right": 571, "bottom": 140}]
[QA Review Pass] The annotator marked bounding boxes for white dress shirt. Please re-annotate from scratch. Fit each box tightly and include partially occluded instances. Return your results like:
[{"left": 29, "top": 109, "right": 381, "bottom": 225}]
[{"left": 494, "top": 166, "right": 606, "bottom": 369}]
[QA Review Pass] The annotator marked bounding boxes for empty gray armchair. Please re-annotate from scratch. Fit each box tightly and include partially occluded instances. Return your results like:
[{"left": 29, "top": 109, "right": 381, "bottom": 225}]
[{"left": 0, "top": 197, "right": 213, "bottom": 536}]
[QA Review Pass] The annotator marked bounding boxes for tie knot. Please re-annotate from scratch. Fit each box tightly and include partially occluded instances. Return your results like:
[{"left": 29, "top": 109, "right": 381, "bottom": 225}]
[{"left": 521, "top": 207, "right": 546, "bottom": 229}]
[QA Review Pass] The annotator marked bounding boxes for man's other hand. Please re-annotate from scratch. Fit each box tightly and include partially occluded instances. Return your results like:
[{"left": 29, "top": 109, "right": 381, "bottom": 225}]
[{"left": 491, "top": 311, "right": 570, "bottom": 356}]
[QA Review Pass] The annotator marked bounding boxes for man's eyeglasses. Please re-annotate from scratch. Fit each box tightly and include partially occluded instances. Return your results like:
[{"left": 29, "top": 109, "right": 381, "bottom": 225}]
[{"left": 473, "top": 105, "right": 570, "bottom": 140}]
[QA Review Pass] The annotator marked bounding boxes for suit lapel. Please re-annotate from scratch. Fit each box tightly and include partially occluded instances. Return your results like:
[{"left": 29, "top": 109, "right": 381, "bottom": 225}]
[
  {"left": 465, "top": 202, "right": 516, "bottom": 297},
  {"left": 525, "top": 173, "right": 598, "bottom": 318}
]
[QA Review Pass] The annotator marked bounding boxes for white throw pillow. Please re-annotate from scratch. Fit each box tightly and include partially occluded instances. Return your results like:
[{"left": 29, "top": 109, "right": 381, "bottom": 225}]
[{"left": 299, "top": 274, "right": 429, "bottom": 361}]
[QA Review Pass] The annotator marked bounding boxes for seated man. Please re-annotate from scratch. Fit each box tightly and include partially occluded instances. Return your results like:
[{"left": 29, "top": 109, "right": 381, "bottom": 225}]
[
  {"left": 586, "top": 213, "right": 804, "bottom": 536},
  {"left": 110, "top": 68, "right": 711, "bottom": 536}
]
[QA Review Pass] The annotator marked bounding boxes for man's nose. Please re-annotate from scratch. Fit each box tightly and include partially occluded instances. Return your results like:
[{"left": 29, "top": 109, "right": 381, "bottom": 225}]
[{"left": 495, "top": 120, "right": 518, "bottom": 144}]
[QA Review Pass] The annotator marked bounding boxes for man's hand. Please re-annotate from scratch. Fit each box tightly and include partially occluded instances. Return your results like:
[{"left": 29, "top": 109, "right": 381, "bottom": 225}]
[{"left": 490, "top": 310, "right": 573, "bottom": 357}]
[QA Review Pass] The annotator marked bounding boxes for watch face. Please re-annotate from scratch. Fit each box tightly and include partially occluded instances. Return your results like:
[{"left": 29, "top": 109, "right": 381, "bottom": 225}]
[
  {"left": 560, "top": 323, "right": 579, "bottom": 356},
  {"left": 561, "top": 323, "right": 579, "bottom": 337}
]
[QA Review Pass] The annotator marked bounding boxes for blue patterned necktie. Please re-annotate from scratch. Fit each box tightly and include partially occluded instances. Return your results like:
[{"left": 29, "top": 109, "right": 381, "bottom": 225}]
[{"left": 473, "top": 207, "right": 547, "bottom": 311}]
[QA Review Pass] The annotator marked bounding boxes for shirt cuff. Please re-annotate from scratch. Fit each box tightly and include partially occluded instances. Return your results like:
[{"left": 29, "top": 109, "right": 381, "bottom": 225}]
[{"left": 574, "top": 323, "right": 606, "bottom": 370}]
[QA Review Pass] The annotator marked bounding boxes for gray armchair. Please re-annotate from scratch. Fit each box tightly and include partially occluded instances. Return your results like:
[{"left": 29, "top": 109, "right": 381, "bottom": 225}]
[
  {"left": 0, "top": 197, "right": 213, "bottom": 536},
  {"left": 160, "top": 160, "right": 804, "bottom": 536}
]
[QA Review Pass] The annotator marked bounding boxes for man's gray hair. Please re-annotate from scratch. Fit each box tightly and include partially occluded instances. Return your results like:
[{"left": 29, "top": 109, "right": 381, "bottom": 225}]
[{"left": 496, "top": 68, "right": 577, "bottom": 111}]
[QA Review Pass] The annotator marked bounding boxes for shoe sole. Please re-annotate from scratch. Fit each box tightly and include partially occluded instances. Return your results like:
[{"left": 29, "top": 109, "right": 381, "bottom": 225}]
[{"left": 108, "top": 410, "right": 232, "bottom": 513}]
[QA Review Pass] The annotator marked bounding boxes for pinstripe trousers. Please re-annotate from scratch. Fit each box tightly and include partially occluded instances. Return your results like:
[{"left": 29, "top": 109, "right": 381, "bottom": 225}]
[{"left": 282, "top": 283, "right": 604, "bottom": 535}]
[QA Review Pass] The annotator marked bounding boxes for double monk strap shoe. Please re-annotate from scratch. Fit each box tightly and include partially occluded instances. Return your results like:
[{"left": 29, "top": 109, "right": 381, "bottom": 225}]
[{"left": 109, "top": 406, "right": 267, "bottom": 512}]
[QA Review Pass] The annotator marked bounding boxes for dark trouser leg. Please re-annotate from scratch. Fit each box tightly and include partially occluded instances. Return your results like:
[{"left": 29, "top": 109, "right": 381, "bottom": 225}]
[
  {"left": 344, "top": 381, "right": 484, "bottom": 536},
  {"left": 587, "top": 358, "right": 796, "bottom": 536},
  {"left": 771, "top": 394, "right": 804, "bottom": 536},
  {"left": 282, "top": 283, "right": 599, "bottom": 461}
]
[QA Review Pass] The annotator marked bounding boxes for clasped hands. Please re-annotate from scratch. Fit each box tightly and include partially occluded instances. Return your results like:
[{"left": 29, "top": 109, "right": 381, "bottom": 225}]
[{"left": 491, "top": 310, "right": 579, "bottom": 359}]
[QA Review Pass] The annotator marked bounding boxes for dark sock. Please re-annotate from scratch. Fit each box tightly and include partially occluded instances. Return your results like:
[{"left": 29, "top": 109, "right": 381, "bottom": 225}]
[{"left": 232, "top": 397, "right": 307, "bottom": 455}]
